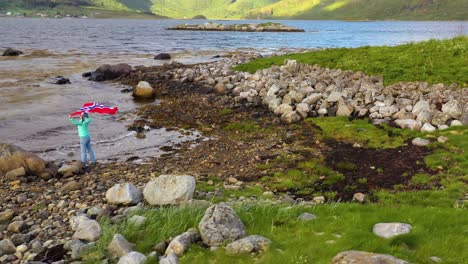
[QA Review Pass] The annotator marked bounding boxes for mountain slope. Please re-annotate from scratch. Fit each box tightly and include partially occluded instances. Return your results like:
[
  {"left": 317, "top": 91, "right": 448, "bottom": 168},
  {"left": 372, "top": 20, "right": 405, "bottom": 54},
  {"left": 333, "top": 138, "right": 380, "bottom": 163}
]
[{"left": 1, "top": 0, "right": 467, "bottom": 20}]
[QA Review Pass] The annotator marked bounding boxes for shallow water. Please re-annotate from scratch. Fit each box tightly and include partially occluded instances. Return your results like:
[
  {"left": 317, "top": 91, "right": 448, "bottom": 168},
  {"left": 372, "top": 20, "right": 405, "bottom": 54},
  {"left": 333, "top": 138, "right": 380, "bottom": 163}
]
[{"left": 0, "top": 18, "right": 466, "bottom": 162}]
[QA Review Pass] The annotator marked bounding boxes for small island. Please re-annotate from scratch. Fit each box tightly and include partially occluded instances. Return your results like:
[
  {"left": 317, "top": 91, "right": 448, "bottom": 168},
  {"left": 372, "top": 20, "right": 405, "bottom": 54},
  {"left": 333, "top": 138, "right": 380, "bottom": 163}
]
[{"left": 167, "top": 22, "right": 305, "bottom": 32}]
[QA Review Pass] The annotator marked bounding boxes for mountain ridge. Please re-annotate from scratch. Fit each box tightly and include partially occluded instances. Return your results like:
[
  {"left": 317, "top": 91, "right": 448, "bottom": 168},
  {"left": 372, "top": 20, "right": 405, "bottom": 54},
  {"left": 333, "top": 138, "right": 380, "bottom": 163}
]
[{"left": 1, "top": 0, "right": 467, "bottom": 20}]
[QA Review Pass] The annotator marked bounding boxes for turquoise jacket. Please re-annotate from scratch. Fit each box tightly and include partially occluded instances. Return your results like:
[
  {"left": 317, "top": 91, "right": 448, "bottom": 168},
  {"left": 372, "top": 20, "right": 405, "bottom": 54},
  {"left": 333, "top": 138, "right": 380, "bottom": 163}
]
[{"left": 69, "top": 117, "right": 92, "bottom": 137}]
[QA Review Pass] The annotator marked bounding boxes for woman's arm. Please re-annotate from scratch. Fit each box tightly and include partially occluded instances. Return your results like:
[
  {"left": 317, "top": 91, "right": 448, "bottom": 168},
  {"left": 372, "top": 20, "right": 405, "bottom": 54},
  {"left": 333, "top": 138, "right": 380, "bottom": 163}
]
[{"left": 69, "top": 118, "right": 81, "bottom": 125}]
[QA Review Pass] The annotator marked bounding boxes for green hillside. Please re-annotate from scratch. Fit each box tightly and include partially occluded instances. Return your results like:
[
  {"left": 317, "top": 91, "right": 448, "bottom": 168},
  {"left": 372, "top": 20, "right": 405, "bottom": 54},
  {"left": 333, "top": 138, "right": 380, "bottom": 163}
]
[{"left": 1, "top": 0, "right": 467, "bottom": 20}]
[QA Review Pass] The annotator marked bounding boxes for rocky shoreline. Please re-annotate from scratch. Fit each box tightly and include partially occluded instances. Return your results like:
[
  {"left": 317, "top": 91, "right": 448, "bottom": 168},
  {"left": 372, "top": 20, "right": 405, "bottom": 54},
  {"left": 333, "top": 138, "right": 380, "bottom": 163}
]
[
  {"left": 167, "top": 22, "right": 305, "bottom": 32},
  {"left": 0, "top": 50, "right": 466, "bottom": 263}
]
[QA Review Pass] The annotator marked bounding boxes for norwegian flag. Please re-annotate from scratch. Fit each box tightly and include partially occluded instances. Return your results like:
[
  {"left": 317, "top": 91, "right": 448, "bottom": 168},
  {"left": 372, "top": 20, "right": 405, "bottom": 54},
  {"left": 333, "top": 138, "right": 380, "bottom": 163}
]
[{"left": 69, "top": 102, "right": 118, "bottom": 117}]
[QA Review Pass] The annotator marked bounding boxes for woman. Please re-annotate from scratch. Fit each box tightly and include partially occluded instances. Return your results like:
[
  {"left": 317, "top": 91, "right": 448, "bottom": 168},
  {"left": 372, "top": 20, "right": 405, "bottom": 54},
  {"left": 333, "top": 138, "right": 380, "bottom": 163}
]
[{"left": 69, "top": 112, "right": 96, "bottom": 166}]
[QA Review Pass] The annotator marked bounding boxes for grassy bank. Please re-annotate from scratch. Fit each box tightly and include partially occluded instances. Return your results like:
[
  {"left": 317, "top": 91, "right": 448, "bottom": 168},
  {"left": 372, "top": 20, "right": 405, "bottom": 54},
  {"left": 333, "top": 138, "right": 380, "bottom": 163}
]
[
  {"left": 83, "top": 197, "right": 468, "bottom": 264},
  {"left": 235, "top": 37, "right": 468, "bottom": 87}
]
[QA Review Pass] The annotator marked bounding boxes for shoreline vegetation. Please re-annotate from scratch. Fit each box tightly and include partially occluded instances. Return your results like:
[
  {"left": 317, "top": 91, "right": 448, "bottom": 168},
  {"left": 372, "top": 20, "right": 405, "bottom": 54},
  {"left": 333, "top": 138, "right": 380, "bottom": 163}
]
[
  {"left": 0, "top": 37, "right": 467, "bottom": 263},
  {"left": 167, "top": 22, "right": 305, "bottom": 32}
]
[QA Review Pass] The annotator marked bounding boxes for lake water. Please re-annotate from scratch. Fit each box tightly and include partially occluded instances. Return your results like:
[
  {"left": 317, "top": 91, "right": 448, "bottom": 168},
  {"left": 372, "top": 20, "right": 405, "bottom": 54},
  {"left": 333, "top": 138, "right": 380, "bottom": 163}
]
[{"left": 0, "top": 18, "right": 466, "bottom": 162}]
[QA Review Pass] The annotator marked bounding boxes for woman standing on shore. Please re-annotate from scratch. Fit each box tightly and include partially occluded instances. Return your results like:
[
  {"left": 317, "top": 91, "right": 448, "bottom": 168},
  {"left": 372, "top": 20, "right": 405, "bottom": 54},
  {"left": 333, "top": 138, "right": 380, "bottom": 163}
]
[{"left": 69, "top": 112, "right": 96, "bottom": 166}]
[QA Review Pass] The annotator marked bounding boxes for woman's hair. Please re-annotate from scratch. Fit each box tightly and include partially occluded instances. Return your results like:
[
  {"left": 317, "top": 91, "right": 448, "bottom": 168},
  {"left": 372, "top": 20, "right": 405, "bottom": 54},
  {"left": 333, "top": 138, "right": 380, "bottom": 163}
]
[{"left": 81, "top": 112, "right": 89, "bottom": 118}]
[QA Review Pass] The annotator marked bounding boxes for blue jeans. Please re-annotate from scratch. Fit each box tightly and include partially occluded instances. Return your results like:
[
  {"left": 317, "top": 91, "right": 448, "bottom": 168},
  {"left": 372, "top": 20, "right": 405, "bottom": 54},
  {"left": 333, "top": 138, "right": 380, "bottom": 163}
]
[{"left": 80, "top": 135, "right": 96, "bottom": 165}]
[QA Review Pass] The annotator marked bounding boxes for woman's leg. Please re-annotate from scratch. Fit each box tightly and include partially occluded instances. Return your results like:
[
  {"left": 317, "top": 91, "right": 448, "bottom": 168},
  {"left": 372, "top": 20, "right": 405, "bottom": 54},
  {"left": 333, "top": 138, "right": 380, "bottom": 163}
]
[
  {"left": 80, "top": 137, "right": 87, "bottom": 164},
  {"left": 87, "top": 137, "right": 96, "bottom": 164}
]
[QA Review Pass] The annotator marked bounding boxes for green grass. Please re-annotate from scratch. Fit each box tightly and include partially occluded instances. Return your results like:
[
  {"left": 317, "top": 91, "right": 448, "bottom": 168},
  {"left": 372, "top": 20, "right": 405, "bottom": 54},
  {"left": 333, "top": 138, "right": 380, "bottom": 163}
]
[
  {"left": 83, "top": 200, "right": 468, "bottom": 264},
  {"left": 307, "top": 116, "right": 420, "bottom": 149},
  {"left": 235, "top": 37, "right": 468, "bottom": 87}
]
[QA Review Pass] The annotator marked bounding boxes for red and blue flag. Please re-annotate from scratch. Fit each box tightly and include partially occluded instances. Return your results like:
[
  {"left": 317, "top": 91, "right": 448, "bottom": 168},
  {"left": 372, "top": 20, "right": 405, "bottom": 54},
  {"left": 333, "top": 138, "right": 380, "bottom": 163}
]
[{"left": 69, "top": 102, "right": 118, "bottom": 117}]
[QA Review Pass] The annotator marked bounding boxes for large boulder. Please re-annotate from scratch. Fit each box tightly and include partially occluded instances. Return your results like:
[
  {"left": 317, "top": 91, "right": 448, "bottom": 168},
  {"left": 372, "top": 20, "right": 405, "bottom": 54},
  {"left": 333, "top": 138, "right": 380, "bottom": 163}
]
[
  {"left": 332, "top": 251, "right": 409, "bottom": 264},
  {"left": 198, "top": 203, "right": 247, "bottom": 246},
  {"left": 225, "top": 235, "right": 271, "bottom": 255},
  {"left": 132, "top": 81, "right": 155, "bottom": 99},
  {"left": 106, "top": 183, "right": 142, "bottom": 205},
  {"left": 441, "top": 100, "right": 461, "bottom": 119},
  {"left": 2, "top": 48, "right": 23, "bottom": 56},
  {"left": 373, "top": 223, "right": 412, "bottom": 238},
  {"left": 0, "top": 143, "right": 49, "bottom": 177},
  {"left": 143, "top": 175, "right": 195, "bottom": 205},
  {"left": 87, "top": 63, "right": 132, "bottom": 82}
]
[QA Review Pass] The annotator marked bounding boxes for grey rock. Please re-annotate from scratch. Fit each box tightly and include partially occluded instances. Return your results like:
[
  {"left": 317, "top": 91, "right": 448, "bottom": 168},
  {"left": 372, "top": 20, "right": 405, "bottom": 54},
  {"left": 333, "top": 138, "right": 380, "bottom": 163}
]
[
  {"left": 7, "top": 221, "right": 27, "bottom": 233},
  {"left": 154, "top": 53, "right": 171, "bottom": 60},
  {"left": 143, "top": 175, "right": 196, "bottom": 205},
  {"left": 5, "top": 167, "right": 26, "bottom": 179},
  {"left": 128, "top": 215, "right": 146, "bottom": 227},
  {"left": 132, "top": 81, "right": 155, "bottom": 99},
  {"left": 165, "top": 229, "right": 199, "bottom": 256},
  {"left": 281, "top": 110, "right": 301, "bottom": 124},
  {"left": 225, "top": 235, "right": 271, "bottom": 255},
  {"left": 332, "top": 250, "right": 409, "bottom": 264},
  {"left": 117, "top": 251, "right": 147, "bottom": 264},
  {"left": 336, "top": 98, "right": 353, "bottom": 117},
  {"left": 430, "top": 256, "right": 442, "bottom": 263},
  {"left": 10, "top": 234, "right": 30, "bottom": 246},
  {"left": 297, "top": 213, "right": 316, "bottom": 221},
  {"left": 106, "top": 183, "right": 142, "bottom": 205},
  {"left": 352, "top": 192, "right": 366, "bottom": 203},
  {"left": 327, "top": 91, "right": 343, "bottom": 102},
  {"left": 70, "top": 240, "right": 94, "bottom": 260},
  {"left": 159, "top": 252, "right": 179, "bottom": 264},
  {"left": 394, "top": 119, "right": 422, "bottom": 131},
  {"left": 437, "top": 136, "right": 449, "bottom": 143},
  {"left": 412, "top": 100, "right": 430, "bottom": 115},
  {"left": 421, "top": 123, "right": 436, "bottom": 133},
  {"left": 108, "top": 234, "right": 135, "bottom": 259},
  {"left": 431, "top": 112, "right": 450, "bottom": 126},
  {"left": 2, "top": 48, "right": 23, "bottom": 56},
  {"left": 412, "top": 137, "right": 430, "bottom": 147},
  {"left": 60, "top": 180, "right": 80, "bottom": 192},
  {"left": 72, "top": 219, "right": 102, "bottom": 242},
  {"left": 199, "top": 203, "right": 247, "bottom": 246},
  {"left": 0, "top": 239, "right": 16, "bottom": 256},
  {"left": 373, "top": 223, "right": 412, "bottom": 238},
  {"left": 0, "top": 211, "right": 14, "bottom": 224},
  {"left": 450, "top": 120, "right": 463, "bottom": 127},
  {"left": 442, "top": 100, "right": 461, "bottom": 119}
]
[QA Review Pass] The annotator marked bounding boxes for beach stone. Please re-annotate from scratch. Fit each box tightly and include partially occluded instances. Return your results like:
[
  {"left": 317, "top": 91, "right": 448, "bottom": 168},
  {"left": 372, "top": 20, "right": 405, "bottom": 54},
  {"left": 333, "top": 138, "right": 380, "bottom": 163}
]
[
  {"left": 437, "top": 136, "right": 448, "bottom": 143},
  {"left": 297, "top": 213, "right": 316, "bottom": 221},
  {"left": 0, "top": 143, "right": 48, "bottom": 177},
  {"left": 394, "top": 119, "right": 422, "bottom": 130},
  {"left": 106, "top": 183, "right": 142, "bottom": 205},
  {"left": 352, "top": 192, "right": 366, "bottom": 203},
  {"left": 10, "top": 234, "right": 31, "bottom": 246},
  {"left": 70, "top": 215, "right": 90, "bottom": 231},
  {"left": 72, "top": 218, "right": 102, "bottom": 242},
  {"left": 431, "top": 112, "right": 450, "bottom": 126},
  {"left": 273, "top": 104, "right": 293, "bottom": 116},
  {"left": 165, "top": 229, "right": 199, "bottom": 256},
  {"left": 58, "top": 162, "right": 82, "bottom": 176},
  {"left": 421, "top": 123, "right": 436, "bottom": 133},
  {"left": 50, "top": 76, "right": 71, "bottom": 85},
  {"left": 2, "top": 48, "right": 23, "bottom": 56},
  {"left": 154, "top": 53, "right": 171, "bottom": 60},
  {"left": 318, "top": 108, "right": 328, "bottom": 115},
  {"left": 281, "top": 111, "right": 301, "bottom": 124},
  {"left": 132, "top": 81, "right": 155, "bottom": 98},
  {"left": 60, "top": 180, "right": 80, "bottom": 192},
  {"left": 412, "top": 137, "right": 430, "bottom": 147},
  {"left": 460, "top": 113, "right": 468, "bottom": 125},
  {"left": 214, "top": 83, "right": 226, "bottom": 94},
  {"left": 336, "top": 99, "right": 353, "bottom": 117},
  {"left": 430, "top": 256, "right": 442, "bottom": 263},
  {"left": 302, "top": 93, "right": 322, "bottom": 105},
  {"left": 327, "top": 91, "right": 343, "bottom": 102},
  {"left": 128, "top": 215, "right": 146, "bottom": 227},
  {"left": 70, "top": 240, "right": 93, "bottom": 260},
  {"left": 332, "top": 250, "right": 409, "bottom": 264},
  {"left": 225, "top": 235, "right": 271, "bottom": 255},
  {"left": 117, "top": 251, "right": 147, "bottom": 264},
  {"left": 0, "top": 239, "right": 16, "bottom": 256},
  {"left": 373, "top": 223, "right": 412, "bottom": 238},
  {"left": 5, "top": 167, "right": 26, "bottom": 180},
  {"left": 199, "top": 203, "right": 247, "bottom": 246},
  {"left": 159, "top": 252, "right": 179, "bottom": 264},
  {"left": 0, "top": 210, "right": 14, "bottom": 224},
  {"left": 416, "top": 111, "right": 432, "bottom": 124},
  {"left": 442, "top": 100, "right": 461, "bottom": 119},
  {"left": 450, "top": 120, "right": 463, "bottom": 127},
  {"left": 8, "top": 221, "right": 26, "bottom": 233},
  {"left": 296, "top": 103, "right": 310, "bottom": 118},
  {"left": 108, "top": 234, "right": 135, "bottom": 259},
  {"left": 143, "top": 175, "right": 196, "bottom": 205},
  {"left": 88, "top": 63, "right": 132, "bottom": 81},
  {"left": 412, "top": 100, "right": 430, "bottom": 115},
  {"left": 438, "top": 125, "right": 449, "bottom": 130}
]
